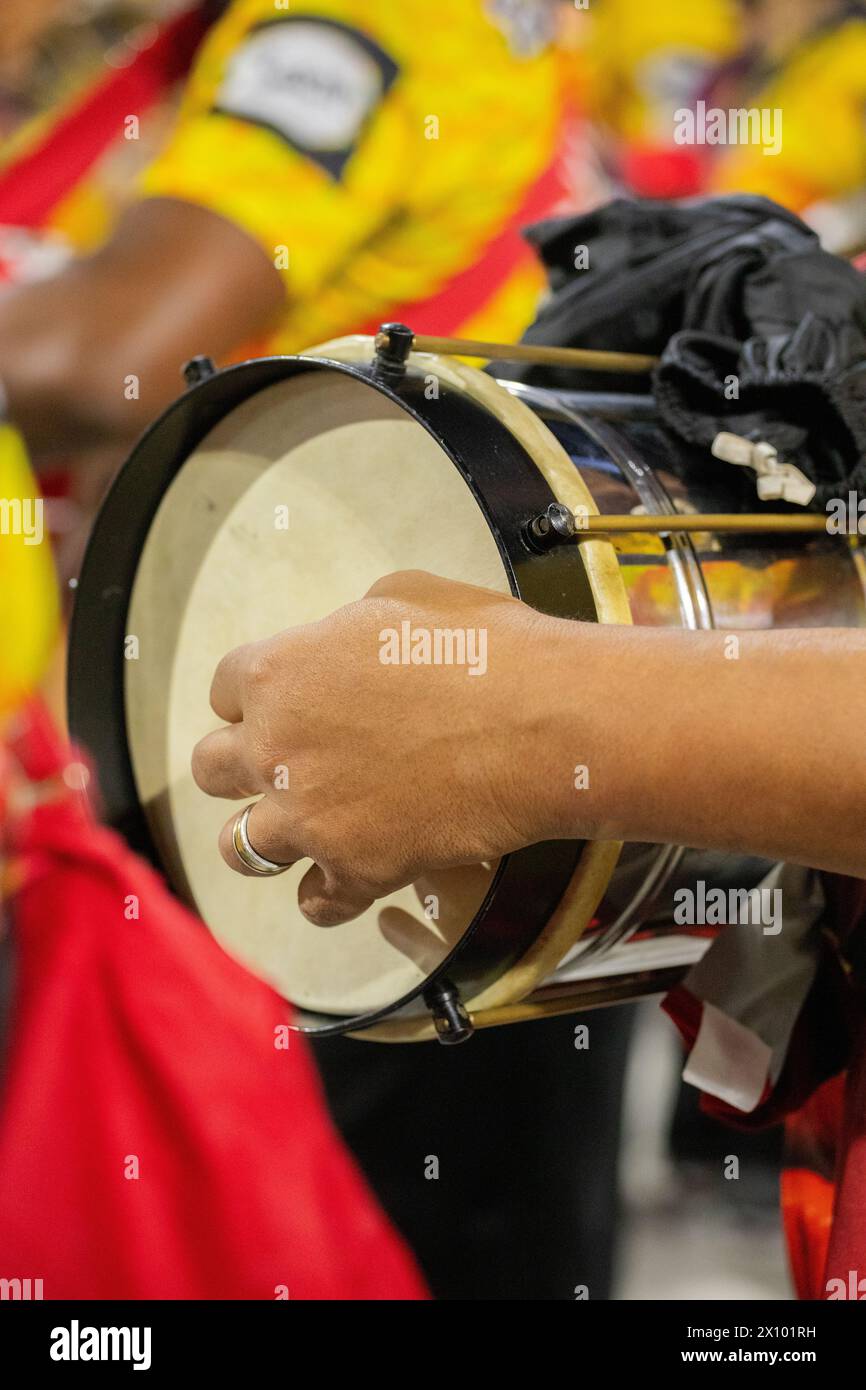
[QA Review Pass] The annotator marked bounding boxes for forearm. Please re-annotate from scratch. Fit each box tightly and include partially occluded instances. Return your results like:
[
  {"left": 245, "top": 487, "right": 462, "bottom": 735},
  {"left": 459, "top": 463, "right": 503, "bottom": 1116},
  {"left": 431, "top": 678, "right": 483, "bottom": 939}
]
[
  {"left": 190, "top": 572, "right": 866, "bottom": 924},
  {"left": 0, "top": 267, "right": 140, "bottom": 450},
  {"left": 538, "top": 622, "right": 866, "bottom": 877},
  {"left": 0, "top": 199, "right": 284, "bottom": 455}
]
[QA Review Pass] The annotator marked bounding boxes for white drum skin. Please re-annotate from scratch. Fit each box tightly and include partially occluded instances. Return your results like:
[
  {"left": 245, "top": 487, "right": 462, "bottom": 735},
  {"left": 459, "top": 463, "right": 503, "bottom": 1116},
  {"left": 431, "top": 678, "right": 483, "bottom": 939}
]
[{"left": 126, "top": 371, "right": 510, "bottom": 1017}]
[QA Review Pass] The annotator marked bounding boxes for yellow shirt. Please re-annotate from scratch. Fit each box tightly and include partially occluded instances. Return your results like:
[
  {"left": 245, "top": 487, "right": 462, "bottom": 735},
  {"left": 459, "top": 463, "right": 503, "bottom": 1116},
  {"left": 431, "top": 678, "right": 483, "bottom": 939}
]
[
  {"left": 578, "top": 0, "right": 866, "bottom": 215},
  {"left": 140, "top": 0, "right": 570, "bottom": 350},
  {"left": 0, "top": 425, "right": 59, "bottom": 720}
]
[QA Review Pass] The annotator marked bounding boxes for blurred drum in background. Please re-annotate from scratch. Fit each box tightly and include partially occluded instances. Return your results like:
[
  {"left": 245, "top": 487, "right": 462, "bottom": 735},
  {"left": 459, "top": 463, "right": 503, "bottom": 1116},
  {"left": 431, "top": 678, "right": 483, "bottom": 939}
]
[{"left": 67, "top": 331, "right": 866, "bottom": 1042}]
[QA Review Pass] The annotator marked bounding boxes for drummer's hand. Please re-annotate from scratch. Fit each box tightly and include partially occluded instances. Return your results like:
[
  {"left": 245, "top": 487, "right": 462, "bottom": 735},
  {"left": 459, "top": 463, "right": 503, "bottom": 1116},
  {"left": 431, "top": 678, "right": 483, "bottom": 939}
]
[
  {"left": 192, "top": 570, "right": 866, "bottom": 914},
  {"left": 191, "top": 571, "right": 574, "bottom": 925}
]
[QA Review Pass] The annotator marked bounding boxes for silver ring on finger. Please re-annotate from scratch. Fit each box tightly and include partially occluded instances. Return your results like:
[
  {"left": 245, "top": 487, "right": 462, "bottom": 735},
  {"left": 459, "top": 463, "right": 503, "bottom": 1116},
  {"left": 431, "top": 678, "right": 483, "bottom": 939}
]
[{"left": 232, "top": 804, "right": 292, "bottom": 876}]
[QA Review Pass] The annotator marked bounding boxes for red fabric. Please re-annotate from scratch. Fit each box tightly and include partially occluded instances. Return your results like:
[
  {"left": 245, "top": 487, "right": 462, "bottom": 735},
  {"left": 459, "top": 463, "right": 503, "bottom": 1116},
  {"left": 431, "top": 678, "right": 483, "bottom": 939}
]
[
  {"left": 0, "top": 703, "right": 427, "bottom": 1300},
  {"left": 620, "top": 144, "right": 706, "bottom": 200},
  {"left": 782, "top": 1074, "right": 844, "bottom": 1299},
  {"left": 782, "top": 1168, "right": 835, "bottom": 1301},
  {"left": 824, "top": 1018, "right": 866, "bottom": 1295},
  {"left": 0, "top": 5, "right": 211, "bottom": 229}
]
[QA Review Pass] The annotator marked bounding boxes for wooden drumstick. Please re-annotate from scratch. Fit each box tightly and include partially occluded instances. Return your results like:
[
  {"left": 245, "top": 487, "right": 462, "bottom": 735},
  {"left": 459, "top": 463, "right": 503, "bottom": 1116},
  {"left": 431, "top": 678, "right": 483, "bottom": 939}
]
[{"left": 381, "top": 329, "right": 659, "bottom": 374}]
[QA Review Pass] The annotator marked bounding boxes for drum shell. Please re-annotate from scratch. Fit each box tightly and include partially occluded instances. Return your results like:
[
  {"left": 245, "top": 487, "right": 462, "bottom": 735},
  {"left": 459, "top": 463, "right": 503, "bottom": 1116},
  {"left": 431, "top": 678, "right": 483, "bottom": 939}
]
[{"left": 513, "top": 383, "right": 866, "bottom": 1003}]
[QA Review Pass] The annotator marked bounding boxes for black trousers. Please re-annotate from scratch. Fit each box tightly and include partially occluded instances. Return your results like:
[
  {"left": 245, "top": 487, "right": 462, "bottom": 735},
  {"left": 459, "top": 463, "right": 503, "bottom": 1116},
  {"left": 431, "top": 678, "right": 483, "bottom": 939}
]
[{"left": 311, "top": 1004, "right": 633, "bottom": 1300}]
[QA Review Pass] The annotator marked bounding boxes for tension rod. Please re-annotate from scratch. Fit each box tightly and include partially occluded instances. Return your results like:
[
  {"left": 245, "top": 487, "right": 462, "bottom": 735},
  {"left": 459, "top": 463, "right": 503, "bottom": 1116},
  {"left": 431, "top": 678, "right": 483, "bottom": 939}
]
[
  {"left": 577, "top": 512, "right": 828, "bottom": 535},
  {"left": 526, "top": 504, "right": 830, "bottom": 549},
  {"left": 374, "top": 325, "right": 658, "bottom": 375}
]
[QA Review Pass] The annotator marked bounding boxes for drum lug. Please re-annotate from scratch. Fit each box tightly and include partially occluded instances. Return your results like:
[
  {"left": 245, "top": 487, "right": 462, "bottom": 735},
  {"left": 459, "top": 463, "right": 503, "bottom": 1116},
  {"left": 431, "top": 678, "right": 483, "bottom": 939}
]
[
  {"left": 524, "top": 502, "right": 576, "bottom": 552},
  {"left": 425, "top": 980, "right": 475, "bottom": 1045},
  {"left": 373, "top": 322, "right": 414, "bottom": 383},
  {"left": 182, "top": 355, "right": 217, "bottom": 386}
]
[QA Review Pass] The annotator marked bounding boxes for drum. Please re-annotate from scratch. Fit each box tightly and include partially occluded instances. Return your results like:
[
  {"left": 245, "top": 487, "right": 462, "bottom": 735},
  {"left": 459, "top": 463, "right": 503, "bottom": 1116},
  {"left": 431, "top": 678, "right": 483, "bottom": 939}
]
[{"left": 67, "top": 333, "right": 866, "bottom": 1043}]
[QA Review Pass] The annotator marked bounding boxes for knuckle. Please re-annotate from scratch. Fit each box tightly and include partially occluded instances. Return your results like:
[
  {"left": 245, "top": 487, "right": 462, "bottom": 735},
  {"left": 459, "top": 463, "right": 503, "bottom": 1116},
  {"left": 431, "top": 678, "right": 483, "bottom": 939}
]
[
  {"left": 252, "top": 744, "right": 281, "bottom": 787},
  {"left": 218, "top": 830, "right": 242, "bottom": 873},
  {"left": 244, "top": 649, "right": 275, "bottom": 691},
  {"left": 190, "top": 741, "right": 210, "bottom": 790},
  {"left": 364, "top": 571, "right": 401, "bottom": 599},
  {"left": 364, "top": 569, "right": 423, "bottom": 602},
  {"left": 332, "top": 854, "right": 393, "bottom": 899}
]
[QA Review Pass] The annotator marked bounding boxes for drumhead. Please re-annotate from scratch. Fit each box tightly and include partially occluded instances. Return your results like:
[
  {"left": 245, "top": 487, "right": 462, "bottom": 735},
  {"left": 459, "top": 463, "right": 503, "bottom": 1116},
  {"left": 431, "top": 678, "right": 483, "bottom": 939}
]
[{"left": 125, "top": 370, "right": 511, "bottom": 1016}]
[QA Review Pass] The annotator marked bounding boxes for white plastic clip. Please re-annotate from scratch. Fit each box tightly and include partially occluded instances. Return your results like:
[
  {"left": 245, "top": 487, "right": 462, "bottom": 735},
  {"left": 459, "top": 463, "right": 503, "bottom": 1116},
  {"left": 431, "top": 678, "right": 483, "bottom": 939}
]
[{"left": 711, "top": 432, "right": 817, "bottom": 507}]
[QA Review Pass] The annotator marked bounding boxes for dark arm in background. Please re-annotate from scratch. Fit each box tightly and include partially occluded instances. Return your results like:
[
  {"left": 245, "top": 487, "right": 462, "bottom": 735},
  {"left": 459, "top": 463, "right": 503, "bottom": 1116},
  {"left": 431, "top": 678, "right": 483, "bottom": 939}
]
[{"left": 0, "top": 197, "right": 285, "bottom": 456}]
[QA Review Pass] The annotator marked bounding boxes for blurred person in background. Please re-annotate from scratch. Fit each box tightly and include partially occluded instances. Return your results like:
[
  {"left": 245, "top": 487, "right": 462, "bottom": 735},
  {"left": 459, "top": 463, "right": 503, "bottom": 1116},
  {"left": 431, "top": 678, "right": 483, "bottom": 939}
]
[
  {"left": 6, "top": 1, "right": 863, "bottom": 461},
  {"left": 0, "top": 0, "right": 633, "bottom": 1300},
  {"left": 571, "top": 0, "right": 866, "bottom": 250},
  {"left": 709, "top": 0, "right": 866, "bottom": 250},
  {"left": 564, "top": 0, "right": 741, "bottom": 200},
  {"left": 0, "top": 0, "right": 571, "bottom": 455}
]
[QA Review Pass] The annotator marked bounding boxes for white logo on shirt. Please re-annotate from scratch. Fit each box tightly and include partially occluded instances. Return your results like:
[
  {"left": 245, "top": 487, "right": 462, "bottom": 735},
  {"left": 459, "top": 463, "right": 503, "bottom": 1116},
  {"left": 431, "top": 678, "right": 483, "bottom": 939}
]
[{"left": 217, "top": 21, "right": 387, "bottom": 153}]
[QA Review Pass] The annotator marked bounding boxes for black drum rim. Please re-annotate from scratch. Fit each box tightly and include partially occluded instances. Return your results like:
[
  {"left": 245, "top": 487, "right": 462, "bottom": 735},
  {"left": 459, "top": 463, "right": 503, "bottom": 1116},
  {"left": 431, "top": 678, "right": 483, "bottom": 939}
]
[{"left": 68, "top": 354, "right": 595, "bottom": 1036}]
